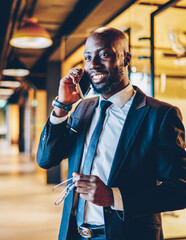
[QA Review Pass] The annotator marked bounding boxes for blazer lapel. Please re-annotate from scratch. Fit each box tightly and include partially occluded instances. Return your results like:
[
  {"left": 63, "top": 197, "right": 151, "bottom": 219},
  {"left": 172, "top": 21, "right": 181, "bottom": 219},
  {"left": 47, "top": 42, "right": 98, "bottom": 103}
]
[
  {"left": 72, "top": 98, "right": 99, "bottom": 173},
  {"left": 108, "top": 88, "right": 149, "bottom": 186}
]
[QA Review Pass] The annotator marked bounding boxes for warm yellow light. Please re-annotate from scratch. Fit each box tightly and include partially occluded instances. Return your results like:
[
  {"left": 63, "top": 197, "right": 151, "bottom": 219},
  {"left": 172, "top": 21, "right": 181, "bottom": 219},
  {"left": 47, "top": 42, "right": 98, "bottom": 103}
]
[
  {"left": 0, "top": 89, "right": 14, "bottom": 95},
  {"left": 174, "top": 58, "right": 186, "bottom": 66},
  {"left": 0, "top": 81, "right": 21, "bottom": 88},
  {"left": 9, "top": 17, "right": 53, "bottom": 49},
  {"left": 0, "top": 99, "right": 7, "bottom": 108},
  {"left": 10, "top": 37, "right": 52, "bottom": 49},
  {"left": 32, "top": 99, "right": 38, "bottom": 107},
  {"left": 2, "top": 68, "right": 30, "bottom": 77},
  {"left": 0, "top": 95, "right": 8, "bottom": 100},
  {"left": 131, "top": 66, "right": 137, "bottom": 72},
  {"left": 9, "top": 104, "right": 19, "bottom": 143}
]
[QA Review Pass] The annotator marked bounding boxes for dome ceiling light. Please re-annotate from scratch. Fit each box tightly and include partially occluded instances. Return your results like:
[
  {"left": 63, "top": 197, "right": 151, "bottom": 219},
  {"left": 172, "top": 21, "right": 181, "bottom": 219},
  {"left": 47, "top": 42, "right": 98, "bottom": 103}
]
[
  {"left": 0, "top": 88, "right": 14, "bottom": 95},
  {"left": 0, "top": 81, "right": 21, "bottom": 88},
  {"left": 2, "top": 58, "right": 30, "bottom": 77},
  {"left": 9, "top": 17, "right": 53, "bottom": 49},
  {"left": 2, "top": 69, "right": 30, "bottom": 77}
]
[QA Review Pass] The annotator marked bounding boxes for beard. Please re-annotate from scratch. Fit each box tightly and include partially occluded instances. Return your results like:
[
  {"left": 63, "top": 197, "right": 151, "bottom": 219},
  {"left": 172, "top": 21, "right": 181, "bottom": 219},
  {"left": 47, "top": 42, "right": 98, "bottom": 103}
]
[
  {"left": 89, "top": 65, "right": 125, "bottom": 95},
  {"left": 91, "top": 79, "right": 120, "bottom": 95}
]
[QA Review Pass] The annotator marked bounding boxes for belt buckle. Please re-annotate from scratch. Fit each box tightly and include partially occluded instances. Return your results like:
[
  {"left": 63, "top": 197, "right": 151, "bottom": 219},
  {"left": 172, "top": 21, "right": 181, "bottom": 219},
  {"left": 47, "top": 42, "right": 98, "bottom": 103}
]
[{"left": 78, "top": 226, "right": 92, "bottom": 238}]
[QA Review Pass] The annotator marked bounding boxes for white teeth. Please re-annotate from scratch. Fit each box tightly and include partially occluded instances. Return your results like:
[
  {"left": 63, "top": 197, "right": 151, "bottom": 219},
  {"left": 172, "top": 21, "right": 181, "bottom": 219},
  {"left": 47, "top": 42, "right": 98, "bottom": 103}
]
[{"left": 93, "top": 74, "right": 104, "bottom": 80}]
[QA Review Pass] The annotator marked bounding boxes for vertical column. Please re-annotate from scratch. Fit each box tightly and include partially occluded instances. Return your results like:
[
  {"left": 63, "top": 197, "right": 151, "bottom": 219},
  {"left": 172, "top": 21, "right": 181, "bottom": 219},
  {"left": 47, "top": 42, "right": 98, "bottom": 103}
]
[
  {"left": 46, "top": 60, "right": 61, "bottom": 184},
  {"left": 19, "top": 104, "right": 25, "bottom": 152},
  {"left": 150, "top": 15, "right": 155, "bottom": 98}
]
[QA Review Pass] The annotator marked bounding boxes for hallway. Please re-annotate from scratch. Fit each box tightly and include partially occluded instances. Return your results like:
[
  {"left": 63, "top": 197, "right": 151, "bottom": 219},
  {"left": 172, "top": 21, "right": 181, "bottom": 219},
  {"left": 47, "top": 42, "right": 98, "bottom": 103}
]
[
  {"left": 0, "top": 174, "right": 62, "bottom": 240},
  {"left": 0, "top": 140, "right": 186, "bottom": 240},
  {"left": 0, "top": 140, "right": 62, "bottom": 240}
]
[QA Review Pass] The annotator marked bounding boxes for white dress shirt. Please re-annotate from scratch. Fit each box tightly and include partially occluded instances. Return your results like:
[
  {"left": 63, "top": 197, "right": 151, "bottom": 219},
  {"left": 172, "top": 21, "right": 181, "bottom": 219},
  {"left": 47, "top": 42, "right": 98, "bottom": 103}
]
[{"left": 50, "top": 82, "right": 135, "bottom": 225}]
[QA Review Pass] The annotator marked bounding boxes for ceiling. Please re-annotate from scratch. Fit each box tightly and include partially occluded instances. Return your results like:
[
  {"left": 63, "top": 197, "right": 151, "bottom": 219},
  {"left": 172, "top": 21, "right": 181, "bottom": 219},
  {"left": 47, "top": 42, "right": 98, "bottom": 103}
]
[
  {"left": 105, "top": 0, "right": 186, "bottom": 76},
  {"left": 0, "top": 0, "right": 136, "bottom": 73},
  {"left": 0, "top": 0, "right": 185, "bottom": 102}
]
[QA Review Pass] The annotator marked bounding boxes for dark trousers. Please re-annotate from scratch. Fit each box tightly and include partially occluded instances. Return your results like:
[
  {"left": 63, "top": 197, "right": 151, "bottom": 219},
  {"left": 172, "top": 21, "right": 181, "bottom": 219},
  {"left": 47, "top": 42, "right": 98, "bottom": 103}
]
[{"left": 67, "top": 215, "right": 106, "bottom": 240}]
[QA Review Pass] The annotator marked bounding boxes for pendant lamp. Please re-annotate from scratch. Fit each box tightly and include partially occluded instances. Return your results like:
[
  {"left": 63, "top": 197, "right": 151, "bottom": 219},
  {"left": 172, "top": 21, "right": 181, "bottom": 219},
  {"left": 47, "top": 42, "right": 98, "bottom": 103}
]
[
  {"left": 2, "top": 58, "right": 30, "bottom": 77},
  {"left": 9, "top": 17, "right": 53, "bottom": 49},
  {"left": 0, "top": 88, "right": 14, "bottom": 96},
  {"left": 0, "top": 80, "right": 21, "bottom": 88}
]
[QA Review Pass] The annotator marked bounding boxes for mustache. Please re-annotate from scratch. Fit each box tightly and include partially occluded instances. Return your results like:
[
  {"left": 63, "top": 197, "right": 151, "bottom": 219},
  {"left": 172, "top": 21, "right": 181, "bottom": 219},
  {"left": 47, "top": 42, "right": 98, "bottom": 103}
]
[{"left": 90, "top": 70, "right": 108, "bottom": 75}]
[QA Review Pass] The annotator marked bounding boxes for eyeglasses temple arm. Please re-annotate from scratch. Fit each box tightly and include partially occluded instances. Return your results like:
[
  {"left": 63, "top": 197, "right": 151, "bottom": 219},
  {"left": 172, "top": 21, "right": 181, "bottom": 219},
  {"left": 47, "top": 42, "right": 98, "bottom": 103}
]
[
  {"left": 54, "top": 183, "right": 75, "bottom": 205},
  {"left": 52, "top": 177, "right": 73, "bottom": 191}
]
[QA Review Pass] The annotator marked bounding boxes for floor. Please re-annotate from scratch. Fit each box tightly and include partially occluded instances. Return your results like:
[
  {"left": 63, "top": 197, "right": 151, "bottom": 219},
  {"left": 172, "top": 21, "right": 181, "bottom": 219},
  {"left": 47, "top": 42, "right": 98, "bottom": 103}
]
[{"left": 0, "top": 140, "right": 186, "bottom": 240}]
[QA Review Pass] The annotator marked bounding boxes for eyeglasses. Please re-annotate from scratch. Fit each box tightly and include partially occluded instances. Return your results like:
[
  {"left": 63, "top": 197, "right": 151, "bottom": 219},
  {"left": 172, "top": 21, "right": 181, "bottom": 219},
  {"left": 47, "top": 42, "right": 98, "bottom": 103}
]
[{"left": 52, "top": 177, "right": 75, "bottom": 205}]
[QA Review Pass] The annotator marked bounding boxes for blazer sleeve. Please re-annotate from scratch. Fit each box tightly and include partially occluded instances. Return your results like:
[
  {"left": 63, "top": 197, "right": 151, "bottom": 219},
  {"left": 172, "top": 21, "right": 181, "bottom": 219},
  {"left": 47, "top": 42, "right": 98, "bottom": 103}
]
[
  {"left": 156, "top": 107, "right": 186, "bottom": 210},
  {"left": 36, "top": 98, "right": 95, "bottom": 170},
  {"left": 123, "top": 106, "right": 186, "bottom": 219},
  {"left": 36, "top": 117, "right": 72, "bottom": 169},
  {"left": 36, "top": 99, "right": 85, "bottom": 169}
]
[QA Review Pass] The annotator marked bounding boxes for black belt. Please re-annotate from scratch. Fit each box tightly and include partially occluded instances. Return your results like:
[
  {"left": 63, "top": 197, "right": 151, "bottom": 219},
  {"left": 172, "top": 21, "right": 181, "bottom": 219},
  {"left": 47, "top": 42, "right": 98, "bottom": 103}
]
[{"left": 78, "top": 224, "right": 105, "bottom": 238}]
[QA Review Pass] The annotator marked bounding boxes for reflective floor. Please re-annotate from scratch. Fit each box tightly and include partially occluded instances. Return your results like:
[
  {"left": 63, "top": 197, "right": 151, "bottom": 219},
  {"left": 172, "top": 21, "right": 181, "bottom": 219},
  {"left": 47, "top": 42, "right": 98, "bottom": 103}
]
[{"left": 0, "top": 140, "right": 186, "bottom": 240}]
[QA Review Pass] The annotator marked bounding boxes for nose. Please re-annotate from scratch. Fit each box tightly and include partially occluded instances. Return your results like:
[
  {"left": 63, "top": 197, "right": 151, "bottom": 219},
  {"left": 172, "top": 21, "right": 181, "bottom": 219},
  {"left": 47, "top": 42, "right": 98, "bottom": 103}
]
[{"left": 89, "top": 55, "right": 101, "bottom": 69}]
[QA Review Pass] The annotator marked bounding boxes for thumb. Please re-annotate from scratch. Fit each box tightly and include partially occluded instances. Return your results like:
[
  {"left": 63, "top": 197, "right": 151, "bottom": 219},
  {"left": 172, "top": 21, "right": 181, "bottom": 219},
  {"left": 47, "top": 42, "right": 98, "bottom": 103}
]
[
  {"left": 72, "top": 172, "right": 79, "bottom": 177},
  {"left": 72, "top": 172, "right": 80, "bottom": 182}
]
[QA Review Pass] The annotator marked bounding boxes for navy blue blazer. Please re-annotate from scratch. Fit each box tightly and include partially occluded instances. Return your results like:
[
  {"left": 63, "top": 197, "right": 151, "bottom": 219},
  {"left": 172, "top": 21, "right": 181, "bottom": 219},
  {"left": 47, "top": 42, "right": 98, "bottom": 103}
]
[{"left": 37, "top": 87, "right": 186, "bottom": 240}]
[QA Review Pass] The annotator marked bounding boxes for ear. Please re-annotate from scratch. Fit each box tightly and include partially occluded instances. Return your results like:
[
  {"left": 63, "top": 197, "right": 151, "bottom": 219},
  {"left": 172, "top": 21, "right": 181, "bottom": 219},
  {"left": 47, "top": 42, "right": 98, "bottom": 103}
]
[{"left": 124, "top": 52, "right": 131, "bottom": 67}]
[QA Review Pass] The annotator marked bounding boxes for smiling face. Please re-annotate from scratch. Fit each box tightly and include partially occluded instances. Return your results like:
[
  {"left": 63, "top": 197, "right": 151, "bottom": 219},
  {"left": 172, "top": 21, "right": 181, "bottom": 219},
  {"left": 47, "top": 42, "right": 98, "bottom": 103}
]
[{"left": 84, "top": 28, "right": 130, "bottom": 98}]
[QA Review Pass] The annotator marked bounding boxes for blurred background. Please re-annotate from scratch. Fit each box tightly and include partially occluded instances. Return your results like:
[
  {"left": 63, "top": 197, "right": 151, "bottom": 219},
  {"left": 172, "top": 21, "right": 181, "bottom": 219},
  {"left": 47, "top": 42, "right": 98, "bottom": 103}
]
[{"left": 0, "top": 0, "right": 185, "bottom": 239}]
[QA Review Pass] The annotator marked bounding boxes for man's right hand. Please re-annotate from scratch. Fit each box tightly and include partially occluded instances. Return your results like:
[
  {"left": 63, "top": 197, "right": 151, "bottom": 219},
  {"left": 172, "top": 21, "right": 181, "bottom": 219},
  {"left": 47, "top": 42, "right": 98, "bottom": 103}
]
[{"left": 53, "top": 68, "right": 84, "bottom": 117}]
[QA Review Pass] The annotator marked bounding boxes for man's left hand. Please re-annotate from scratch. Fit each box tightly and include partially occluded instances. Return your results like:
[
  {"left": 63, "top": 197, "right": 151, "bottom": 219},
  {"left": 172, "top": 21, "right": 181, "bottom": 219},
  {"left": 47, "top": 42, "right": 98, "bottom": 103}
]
[{"left": 73, "top": 173, "right": 114, "bottom": 207}]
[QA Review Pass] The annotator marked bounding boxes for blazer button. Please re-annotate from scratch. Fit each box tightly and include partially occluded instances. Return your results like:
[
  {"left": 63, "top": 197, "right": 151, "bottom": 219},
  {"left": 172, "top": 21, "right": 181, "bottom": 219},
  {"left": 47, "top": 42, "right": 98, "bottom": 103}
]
[
  {"left": 42, "top": 137, "right": 46, "bottom": 141},
  {"left": 43, "top": 133, "right": 46, "bottom": 141},
  {"left": 104, "top": 207, "right": 112, "bottom": 214}
]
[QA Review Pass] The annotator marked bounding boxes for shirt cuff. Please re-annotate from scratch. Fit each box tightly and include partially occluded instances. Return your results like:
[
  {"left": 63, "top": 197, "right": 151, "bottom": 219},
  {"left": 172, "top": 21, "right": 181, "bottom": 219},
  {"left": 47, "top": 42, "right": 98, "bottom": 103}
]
[
  {"left": 111, "top": 187, "right": 124, "bottom": 211},
  {"left": 50, "top": 110, "right": 68, "bottom": 125}
]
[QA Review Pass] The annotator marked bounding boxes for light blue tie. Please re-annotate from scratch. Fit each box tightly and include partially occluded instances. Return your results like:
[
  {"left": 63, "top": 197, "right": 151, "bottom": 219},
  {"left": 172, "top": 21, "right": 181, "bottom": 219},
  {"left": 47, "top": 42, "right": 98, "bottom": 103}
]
[{"left": 76, "top": 100, "right": 112, "bottom": 227}]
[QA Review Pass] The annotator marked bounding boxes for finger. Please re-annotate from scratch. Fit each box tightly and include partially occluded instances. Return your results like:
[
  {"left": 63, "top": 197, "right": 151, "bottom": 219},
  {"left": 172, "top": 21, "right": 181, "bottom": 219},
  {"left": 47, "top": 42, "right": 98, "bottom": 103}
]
[
  {"left": 73, "top": 174, "right": 98, "bottom": 185},
  {"left": 70, "top": 69, "right": 84, "bottom": 84},
  {"left": 79, "top": 193, "right": 93, "bottom": 201},
  {"left": 72, "top": 172, "right": 80, "bottom": 177},
  {"left": 72, "top": 173, "right": 85, "bottom": 182},
  {"left": 75, "top": 180, "right": 96, "bottom": 188},
  {"left": 68, "top": 73, "right": 76, "bottom": 84},
  {"left": 72, "top": 68, "right": 84, "bottom": 78},
  {"left": 76, "top": 186, "right": 93, "bottom": 194},
  {"left": 78, "top": 174, "right": 98, "bottom": 182},
  {"left": 72, "top": 172, "right": 80, "bottom": 182},
  {"left": 74, "top": 68, "right": 83, "bottom": 74},
  {"left": 60, "top": 69, "right": 82, "bottom": 85}
]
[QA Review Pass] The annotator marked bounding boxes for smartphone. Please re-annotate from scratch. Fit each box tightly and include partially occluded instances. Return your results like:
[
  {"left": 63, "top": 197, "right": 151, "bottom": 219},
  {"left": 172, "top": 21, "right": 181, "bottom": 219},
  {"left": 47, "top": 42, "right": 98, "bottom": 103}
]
[{"left": 76, "top": 71, "right": 90, "bottom": 98}]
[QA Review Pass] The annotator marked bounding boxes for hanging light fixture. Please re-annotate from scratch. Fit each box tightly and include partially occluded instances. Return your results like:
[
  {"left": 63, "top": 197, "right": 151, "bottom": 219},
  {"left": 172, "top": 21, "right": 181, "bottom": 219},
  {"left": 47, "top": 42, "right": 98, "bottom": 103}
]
[
  {"left": 9, "top": 17, "right": 53, "bottom": 49},
  {"left": 0, "top": 88, "right": 14, "bottom": 95},
  {"left": 0, "top": 80, "right": 21, "bottom": 88},
  {"left": 2, "top": 58, "right": 30, "bottom": 77},
  {"left": 2, "top": 68, "right": 30, "bottom": 77}
]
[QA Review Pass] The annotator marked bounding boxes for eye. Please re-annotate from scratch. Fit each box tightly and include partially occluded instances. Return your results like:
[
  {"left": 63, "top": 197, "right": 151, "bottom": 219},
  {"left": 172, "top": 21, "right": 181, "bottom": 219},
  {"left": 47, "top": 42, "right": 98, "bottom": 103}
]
[
  {"left": 84, "top": 55, "right": 91, "bottom": 62},
  {"left": 99, "top": 51, "right": 110, "bottom": 59}
]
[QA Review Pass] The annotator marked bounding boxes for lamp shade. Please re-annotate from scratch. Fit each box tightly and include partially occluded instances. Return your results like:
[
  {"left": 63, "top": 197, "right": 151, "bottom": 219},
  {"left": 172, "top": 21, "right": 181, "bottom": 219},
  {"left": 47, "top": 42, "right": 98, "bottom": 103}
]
[
  {"left": 2, "top": 58, "right": 30, "bottom": 77},
  {"left": 9, "top": 17, "right": 53, "bottom": 49},
  {"left": 0, "top": 88, "right": 14, "bottom": 96},
  {"left": 0, "top": 81, "right": 21, "bottom": 88}
]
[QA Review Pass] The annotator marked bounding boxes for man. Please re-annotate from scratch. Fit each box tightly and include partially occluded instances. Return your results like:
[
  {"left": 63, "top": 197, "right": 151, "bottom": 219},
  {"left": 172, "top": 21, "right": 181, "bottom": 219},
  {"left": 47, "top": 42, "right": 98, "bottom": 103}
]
[{"left": 37, "top": 27, "right": 186, "bottom": 240}]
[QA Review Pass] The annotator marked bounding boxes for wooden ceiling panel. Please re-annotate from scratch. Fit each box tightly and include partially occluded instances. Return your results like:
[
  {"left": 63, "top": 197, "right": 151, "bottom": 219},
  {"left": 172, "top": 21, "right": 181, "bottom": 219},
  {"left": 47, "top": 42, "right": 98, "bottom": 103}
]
[
  {"left": 34, "top": 0, "right": 79, "bottom": 32},
  {"left": 64, "top": 0, "right": 136, "bottom": 57}
]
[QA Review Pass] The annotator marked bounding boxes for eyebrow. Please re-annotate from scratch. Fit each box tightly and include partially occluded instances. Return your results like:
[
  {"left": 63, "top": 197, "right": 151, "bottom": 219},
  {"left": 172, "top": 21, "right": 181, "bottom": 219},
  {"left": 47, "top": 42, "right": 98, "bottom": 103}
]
[{"left": 84, "top": 47, "right": 107, "bottom": 55}]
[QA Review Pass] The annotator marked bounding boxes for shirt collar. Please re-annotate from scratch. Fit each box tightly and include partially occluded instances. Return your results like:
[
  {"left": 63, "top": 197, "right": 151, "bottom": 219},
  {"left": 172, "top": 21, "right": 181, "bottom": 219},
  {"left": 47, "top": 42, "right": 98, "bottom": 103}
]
[{"left": 99, "top": 82, "right": 134, "bottom": 108}]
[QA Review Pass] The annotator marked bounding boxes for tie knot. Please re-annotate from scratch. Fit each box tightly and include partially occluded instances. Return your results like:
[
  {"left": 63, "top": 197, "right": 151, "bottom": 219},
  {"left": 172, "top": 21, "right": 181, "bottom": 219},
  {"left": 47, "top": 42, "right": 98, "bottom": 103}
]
[{"left": 100, "top": 100, "right": 112, "bottom": 112}]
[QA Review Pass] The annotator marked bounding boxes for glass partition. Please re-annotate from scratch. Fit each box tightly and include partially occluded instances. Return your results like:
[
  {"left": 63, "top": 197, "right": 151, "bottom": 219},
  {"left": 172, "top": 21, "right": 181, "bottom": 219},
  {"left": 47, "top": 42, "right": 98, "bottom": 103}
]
[{"left": 154, "top": 3, "right": 186, "bottom": 129}]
